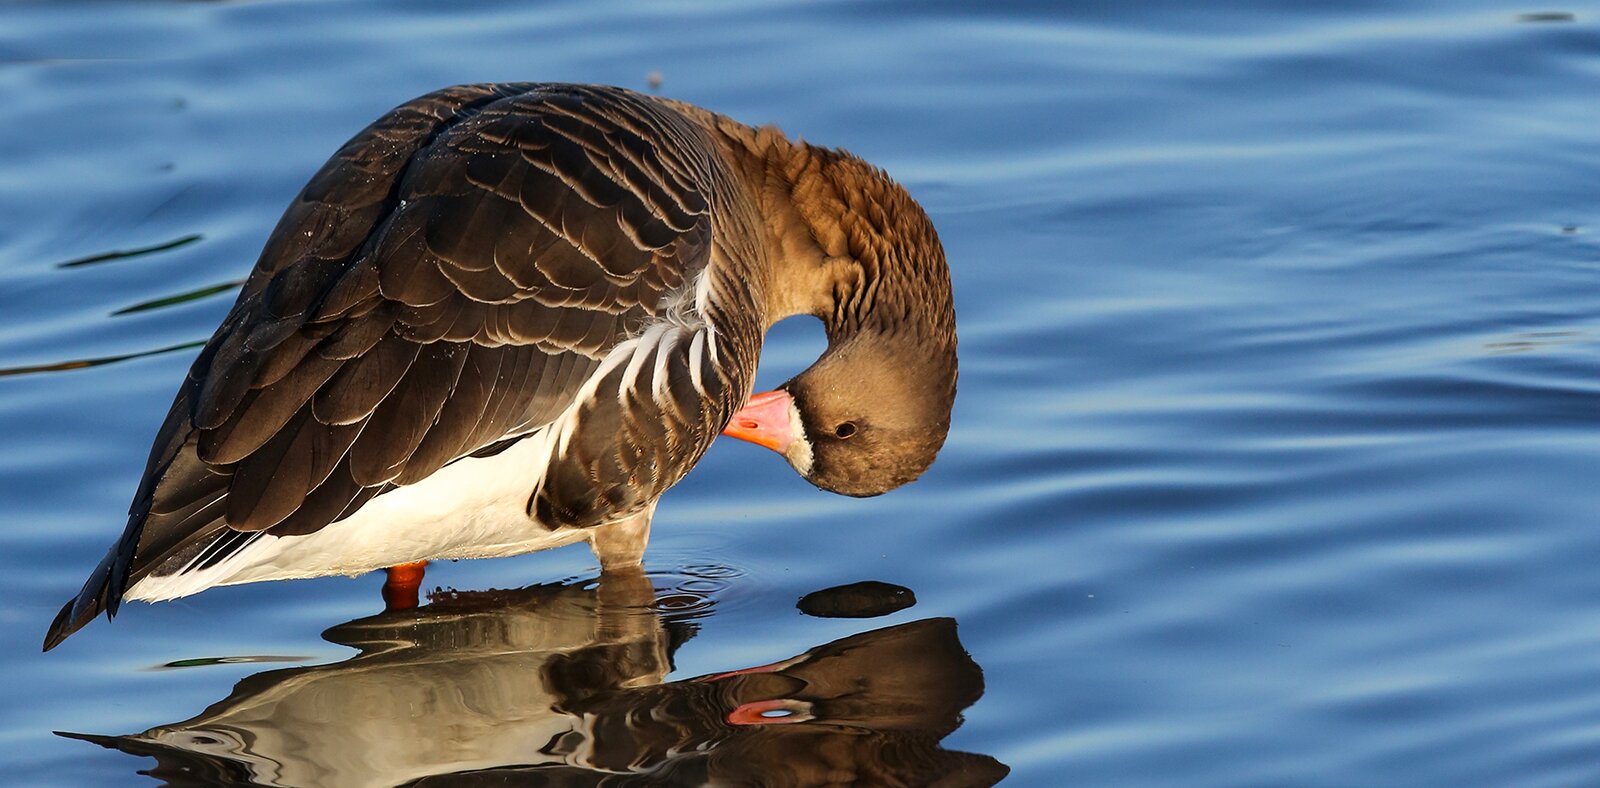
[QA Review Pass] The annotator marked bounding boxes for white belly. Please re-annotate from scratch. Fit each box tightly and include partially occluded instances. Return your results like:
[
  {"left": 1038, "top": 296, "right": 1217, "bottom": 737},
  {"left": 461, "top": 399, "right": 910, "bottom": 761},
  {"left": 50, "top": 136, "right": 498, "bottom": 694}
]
[{"left": 127, "top": 434, "right": 584, "bottom": 602}]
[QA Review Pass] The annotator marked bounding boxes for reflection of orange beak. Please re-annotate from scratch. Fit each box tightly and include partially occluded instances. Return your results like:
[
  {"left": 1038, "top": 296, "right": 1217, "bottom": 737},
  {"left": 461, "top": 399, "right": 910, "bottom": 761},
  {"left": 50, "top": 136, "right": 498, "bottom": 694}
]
[
  {"left": 726, "top": 698, "right": 814, "bottom": 726},
  {"left": 720, "top": 390, "right": 794, "bottom": 453}
]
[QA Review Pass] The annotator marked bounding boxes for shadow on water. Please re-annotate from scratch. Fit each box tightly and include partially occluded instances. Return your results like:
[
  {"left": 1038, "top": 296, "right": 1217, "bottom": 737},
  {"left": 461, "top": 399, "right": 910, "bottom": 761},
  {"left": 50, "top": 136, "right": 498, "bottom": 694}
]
[
  {"left": 0, "top": 234, "right": 239, "bottom": 378},
  {"left": 61, "top": 572, "right": 1007, "bottom": 787},
  {"left": 0, "top": 340, "right": 207, "bottom": 378},
  {"left": 53, "top": 234, "right": 204, "bottom": 269},
  {"left": 113, "top": 281, "right": 245, "bottom": 317},
  {"left": 52, "top": 233, "right": 204, "bottom": 270}
]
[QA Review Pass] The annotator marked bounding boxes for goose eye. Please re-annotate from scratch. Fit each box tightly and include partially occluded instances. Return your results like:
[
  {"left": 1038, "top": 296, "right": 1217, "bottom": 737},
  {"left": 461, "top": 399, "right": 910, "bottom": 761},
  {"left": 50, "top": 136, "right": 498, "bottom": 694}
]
[{"left": 833, "top": 422, "right": 858, "bottom": 439}]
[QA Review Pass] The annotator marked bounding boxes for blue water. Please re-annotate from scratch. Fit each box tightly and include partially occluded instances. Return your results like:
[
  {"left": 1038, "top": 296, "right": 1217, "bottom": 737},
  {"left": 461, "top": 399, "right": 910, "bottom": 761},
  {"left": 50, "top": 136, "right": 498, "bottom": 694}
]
[{"left": 2, "top": 1, "right": 1597, "bottom": 785}]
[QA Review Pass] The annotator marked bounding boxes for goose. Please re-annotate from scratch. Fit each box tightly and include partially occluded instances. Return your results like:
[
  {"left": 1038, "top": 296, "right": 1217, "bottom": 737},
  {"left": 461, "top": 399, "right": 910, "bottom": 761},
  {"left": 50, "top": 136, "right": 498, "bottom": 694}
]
[{"left": 43, "top": 83, "right": 957, "bottom": 651}]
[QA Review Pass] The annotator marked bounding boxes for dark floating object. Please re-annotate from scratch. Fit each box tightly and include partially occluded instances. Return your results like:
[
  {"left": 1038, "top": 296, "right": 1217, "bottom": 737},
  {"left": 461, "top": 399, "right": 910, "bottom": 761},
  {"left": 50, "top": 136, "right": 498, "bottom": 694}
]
[
  {"left": 1515, "top": 11, "right": 1576, "bottom": 23},
  {"left": 0, "top": 340, "right": 205, "bottom": 378},
  {"left": 799, "top": 580, "right": 916, "bottom": 618},
  {"left": 53, "top": 233, "right": 202, "bottom": 268}
]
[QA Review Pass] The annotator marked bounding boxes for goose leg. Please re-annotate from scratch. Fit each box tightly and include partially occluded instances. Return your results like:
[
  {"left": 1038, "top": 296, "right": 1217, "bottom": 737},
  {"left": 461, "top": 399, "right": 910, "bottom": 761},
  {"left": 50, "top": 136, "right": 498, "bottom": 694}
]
[
  {"left": 382, "top": 561, "right": 428, "bottom": 610},
  {"left": 592, "top": 564, "right": 661, "bottom": 645},
  {"left": 587, "top": 505, "right": 655, "bottom": 571}
]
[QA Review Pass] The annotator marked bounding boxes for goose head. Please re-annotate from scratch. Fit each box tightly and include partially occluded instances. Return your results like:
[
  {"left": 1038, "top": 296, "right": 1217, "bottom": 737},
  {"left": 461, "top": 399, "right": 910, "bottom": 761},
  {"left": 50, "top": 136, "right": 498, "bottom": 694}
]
[
  {"left": 722, "top": 147, "right": 957, "bottom": 497},
  {"left": 724, "top": 329, "right": 955, "bottom": 497}
]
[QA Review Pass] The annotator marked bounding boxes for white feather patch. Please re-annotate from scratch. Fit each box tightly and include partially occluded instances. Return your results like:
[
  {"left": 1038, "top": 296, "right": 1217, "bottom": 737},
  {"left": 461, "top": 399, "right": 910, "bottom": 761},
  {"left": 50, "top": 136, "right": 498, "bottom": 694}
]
[
  {"left": 619, "top": 324, "right": 669, "bottom": 404},
  {"left": 128, "top": 435, "right": 588, "bottom": 600},
  {"left": 786, "top": 398, "right": 814, "bottom": 476},
  {"left": 687, "top": 331, "right": 708, "bottom": 397},
  {"left": 651, "top": 329, "right": 684, "bottom": 403}
]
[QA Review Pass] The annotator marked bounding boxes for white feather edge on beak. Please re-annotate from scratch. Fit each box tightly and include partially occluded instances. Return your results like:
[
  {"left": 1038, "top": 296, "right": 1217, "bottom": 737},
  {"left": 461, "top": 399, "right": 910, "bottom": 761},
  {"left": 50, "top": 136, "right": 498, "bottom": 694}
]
[{"left": 784, "top": 397, "right": 814, "bottom": 477}]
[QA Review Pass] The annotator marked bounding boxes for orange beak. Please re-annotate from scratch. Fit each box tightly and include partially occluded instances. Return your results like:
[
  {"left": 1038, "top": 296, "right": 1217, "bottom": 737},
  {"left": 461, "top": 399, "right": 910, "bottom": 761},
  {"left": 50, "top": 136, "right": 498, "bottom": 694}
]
[{"left": 721, "top": 389, "right": 794, "bottom": 453}]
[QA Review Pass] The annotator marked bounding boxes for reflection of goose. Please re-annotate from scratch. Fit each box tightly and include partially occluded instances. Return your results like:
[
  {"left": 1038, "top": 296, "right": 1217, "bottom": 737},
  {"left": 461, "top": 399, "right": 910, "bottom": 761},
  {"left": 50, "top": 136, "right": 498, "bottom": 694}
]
[
  {"left": 67, "top": 573, "right": 1005, "bottom": 787},
  {"left": 48, "top": 82, "right": 959, "bottom": 649}
]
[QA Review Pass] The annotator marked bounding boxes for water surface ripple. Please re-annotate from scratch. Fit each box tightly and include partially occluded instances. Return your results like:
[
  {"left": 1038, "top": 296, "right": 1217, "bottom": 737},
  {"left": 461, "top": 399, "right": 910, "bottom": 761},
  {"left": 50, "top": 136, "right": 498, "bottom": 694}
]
[{"left": 1, "top": 1, "right": 1596, "bottom": 785}]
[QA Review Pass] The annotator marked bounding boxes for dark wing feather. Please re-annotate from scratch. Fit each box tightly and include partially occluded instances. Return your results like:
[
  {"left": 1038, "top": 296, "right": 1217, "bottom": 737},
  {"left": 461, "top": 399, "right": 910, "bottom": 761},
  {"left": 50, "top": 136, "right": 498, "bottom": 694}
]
[{"left": 45, "top": 84, "right": 716, "bottom": 649}]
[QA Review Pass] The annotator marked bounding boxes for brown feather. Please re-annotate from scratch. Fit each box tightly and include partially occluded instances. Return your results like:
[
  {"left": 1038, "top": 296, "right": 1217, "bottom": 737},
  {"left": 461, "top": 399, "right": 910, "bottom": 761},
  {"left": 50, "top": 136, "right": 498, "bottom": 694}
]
[
  {"left": 311, "top": 332, "right": 421, "bottom": 426},
  {"left": 347, "top": 342, "right": 469, "bottom": 486}
]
